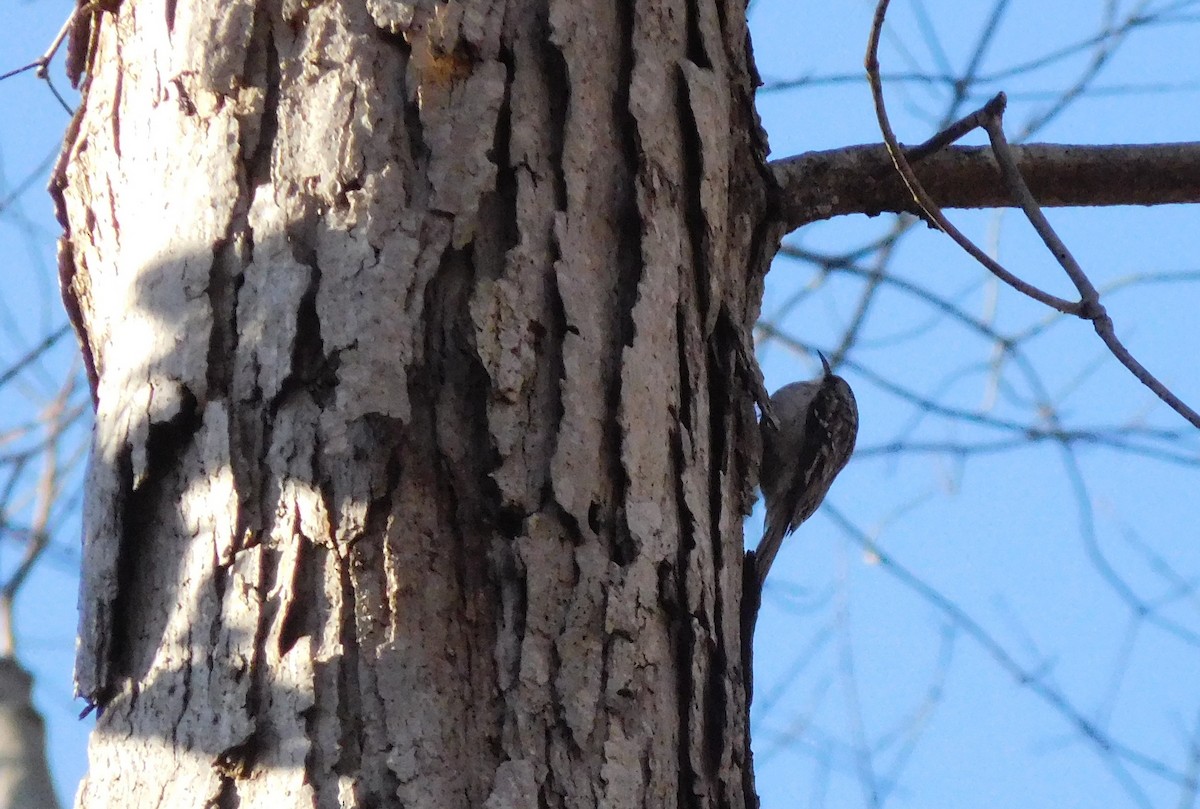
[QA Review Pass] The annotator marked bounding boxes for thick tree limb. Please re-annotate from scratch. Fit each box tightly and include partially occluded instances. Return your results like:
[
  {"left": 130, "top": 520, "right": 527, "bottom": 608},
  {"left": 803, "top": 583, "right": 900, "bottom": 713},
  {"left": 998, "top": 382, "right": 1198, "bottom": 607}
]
[{"left": 772, "top": 142, "right": 1200, "bottom": 229}]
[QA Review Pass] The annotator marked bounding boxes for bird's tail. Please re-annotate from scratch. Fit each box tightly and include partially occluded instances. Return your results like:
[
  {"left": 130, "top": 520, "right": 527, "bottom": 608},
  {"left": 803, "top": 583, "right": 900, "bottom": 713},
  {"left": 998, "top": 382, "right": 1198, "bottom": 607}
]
[{"left": 753, "top": 508, "right": 789, "bottom": 588}]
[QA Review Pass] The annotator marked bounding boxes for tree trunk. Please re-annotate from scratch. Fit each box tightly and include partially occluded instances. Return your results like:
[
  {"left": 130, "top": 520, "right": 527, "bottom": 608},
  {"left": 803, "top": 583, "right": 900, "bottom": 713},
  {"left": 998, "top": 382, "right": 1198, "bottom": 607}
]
[
  {"left": 52, "top": 1, "right": 775, "bottom": 806},
  {"left": 0, "top": 660, "right": 61, "bottom": 809}
]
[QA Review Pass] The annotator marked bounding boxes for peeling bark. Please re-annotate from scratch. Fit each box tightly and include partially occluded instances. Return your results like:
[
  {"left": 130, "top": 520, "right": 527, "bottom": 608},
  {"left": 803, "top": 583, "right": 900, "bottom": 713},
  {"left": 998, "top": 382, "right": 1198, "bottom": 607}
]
[{"left": 54, "top": 0, "right": 775, "bottom": 807}]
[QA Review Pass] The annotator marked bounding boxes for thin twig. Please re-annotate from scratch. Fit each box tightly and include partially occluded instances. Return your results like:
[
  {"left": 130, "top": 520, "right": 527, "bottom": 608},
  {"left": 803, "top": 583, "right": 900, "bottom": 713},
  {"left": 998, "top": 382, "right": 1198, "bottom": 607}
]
[
  {"left": 833, "top": 552, "right": 881, "bottom": 807},
  {"left": 865, "top": 4, "right": 1080, "bottom": 314},
  {"left": 865, "top": 0, "right": 1200, "bottom": 431},
  {"left": 0, "top": 325, "right": 70, "bottom": 391},
  {"left": 0, "top": 375, "right": 71, "bottom": 657},
  {"left": 904, "top": 103, "right": 993, "bottom": 161},
  {"left": 0, "top": 2, "right": 80, "bottom": 83},
  {"left": 825, "top": 504, "right": 1189, "bottom": 788},
  {"left": 979, "top": 100, "right": 1200, "bottom": 428},
  {"left": 0, "top": 1, "right": 89, "bottom": 113}
]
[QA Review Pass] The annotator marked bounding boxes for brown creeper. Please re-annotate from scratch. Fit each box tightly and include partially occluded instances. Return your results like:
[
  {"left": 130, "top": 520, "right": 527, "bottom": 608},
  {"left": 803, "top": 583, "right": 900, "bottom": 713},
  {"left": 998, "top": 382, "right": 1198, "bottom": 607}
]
[{"left": 755, "top": 353, "right": 858, "bottom": 587}]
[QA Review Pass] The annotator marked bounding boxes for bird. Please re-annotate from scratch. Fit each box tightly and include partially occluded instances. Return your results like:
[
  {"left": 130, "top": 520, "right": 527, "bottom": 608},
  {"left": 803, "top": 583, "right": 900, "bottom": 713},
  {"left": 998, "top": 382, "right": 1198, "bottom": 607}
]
[{"left": 755, "top": 352, "right": 858, "bottom": 587}]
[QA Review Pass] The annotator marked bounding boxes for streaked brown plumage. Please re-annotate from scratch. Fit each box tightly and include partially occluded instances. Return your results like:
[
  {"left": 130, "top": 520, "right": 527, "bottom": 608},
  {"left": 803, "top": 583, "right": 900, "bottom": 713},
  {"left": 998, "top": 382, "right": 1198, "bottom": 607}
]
[{"left": 755, "top": 353, "right": 858, "bottom": 587}]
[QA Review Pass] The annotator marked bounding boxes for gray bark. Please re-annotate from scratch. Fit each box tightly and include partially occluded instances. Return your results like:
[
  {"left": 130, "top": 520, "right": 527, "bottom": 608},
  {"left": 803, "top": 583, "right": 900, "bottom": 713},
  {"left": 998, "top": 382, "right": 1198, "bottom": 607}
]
[
  {"left": 0, "top": 660, "right": 60, "bottom": 809},
  {"left": 53, "top": 0, "right": 775, "bottom": 807}
]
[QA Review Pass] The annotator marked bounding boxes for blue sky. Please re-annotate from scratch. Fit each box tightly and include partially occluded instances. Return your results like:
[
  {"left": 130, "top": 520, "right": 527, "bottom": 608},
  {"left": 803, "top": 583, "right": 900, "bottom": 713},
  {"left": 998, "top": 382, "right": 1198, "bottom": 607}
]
[
  {"left": 749, "top": 2, "right": 1200, "bottom": 807},
  {"left": 1, "top": 1, "right": 1199, "bottom": 807},
  {"left": 0, "top": 1, "right": 94, "bottom": 802}
]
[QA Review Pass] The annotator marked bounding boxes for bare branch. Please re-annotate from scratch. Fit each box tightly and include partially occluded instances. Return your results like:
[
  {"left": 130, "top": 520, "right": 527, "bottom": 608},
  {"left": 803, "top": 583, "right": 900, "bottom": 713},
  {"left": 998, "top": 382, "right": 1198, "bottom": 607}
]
[
  {"left": 0, "top": 2, "right": 80, "bottom": 82},
  {"left": 824, "top": 504, "right": 1190, "bottom": 790},
  {"left": 760, "top": 321, "right": 1198, "bottom": 462},
  {"left": 771, "top": 141, "right": 1200, "bottom": 229},
  {"left": 861, "top": 1, "right": 1200, "bottom": 430},
  {"left": 0, "top": 325, "right": 69, "bottom": 391},
  {"left": 977, "top": 101, "right": 1200, "bottom": 428},
  {"left": 0, "top": 0, "right": 92, "bottom": 114}
]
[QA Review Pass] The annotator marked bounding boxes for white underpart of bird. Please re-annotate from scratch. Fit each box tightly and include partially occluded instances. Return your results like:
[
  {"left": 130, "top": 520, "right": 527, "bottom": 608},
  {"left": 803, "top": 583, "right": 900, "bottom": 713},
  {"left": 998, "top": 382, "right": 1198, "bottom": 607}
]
[{"left": 755, "top": 354, "right": 859, "bottom": 587}]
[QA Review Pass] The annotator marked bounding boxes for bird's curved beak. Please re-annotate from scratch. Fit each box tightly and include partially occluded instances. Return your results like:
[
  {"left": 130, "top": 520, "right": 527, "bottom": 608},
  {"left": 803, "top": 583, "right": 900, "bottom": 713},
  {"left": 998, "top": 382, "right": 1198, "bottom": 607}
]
[{"left": 817, "top": 351, "right": 832, "bottom": 377}]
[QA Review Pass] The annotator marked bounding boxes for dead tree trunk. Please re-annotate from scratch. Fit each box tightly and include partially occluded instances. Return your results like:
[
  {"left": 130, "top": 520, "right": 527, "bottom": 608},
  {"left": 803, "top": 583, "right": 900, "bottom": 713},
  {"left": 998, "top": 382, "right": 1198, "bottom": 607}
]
[
  {"left": 0, "top": 660, "right": 61, "bottom": 809},
  {"left": 52, "top": 1, "right": 775, "bottom": 806}
]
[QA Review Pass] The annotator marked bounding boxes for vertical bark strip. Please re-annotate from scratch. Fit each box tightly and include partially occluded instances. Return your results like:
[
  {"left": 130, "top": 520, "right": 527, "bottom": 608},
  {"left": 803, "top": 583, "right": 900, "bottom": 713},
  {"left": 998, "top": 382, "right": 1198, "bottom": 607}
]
[{"left": 53, "top": 0, "right": 775, "bottom": 806}]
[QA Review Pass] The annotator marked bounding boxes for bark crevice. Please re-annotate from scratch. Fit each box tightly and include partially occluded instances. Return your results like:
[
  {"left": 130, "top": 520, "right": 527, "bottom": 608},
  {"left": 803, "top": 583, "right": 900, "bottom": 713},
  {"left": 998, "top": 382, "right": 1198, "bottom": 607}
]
[{"left": 62, "top": 1, "right": 770, "bottom": 806}]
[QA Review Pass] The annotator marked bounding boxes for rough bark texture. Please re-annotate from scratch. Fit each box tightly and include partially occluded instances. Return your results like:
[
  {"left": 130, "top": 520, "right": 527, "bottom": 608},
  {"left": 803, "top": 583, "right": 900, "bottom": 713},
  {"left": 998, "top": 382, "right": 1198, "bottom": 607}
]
[{"left": 52, "top": 0, "right": 775, "bottom": 806}]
